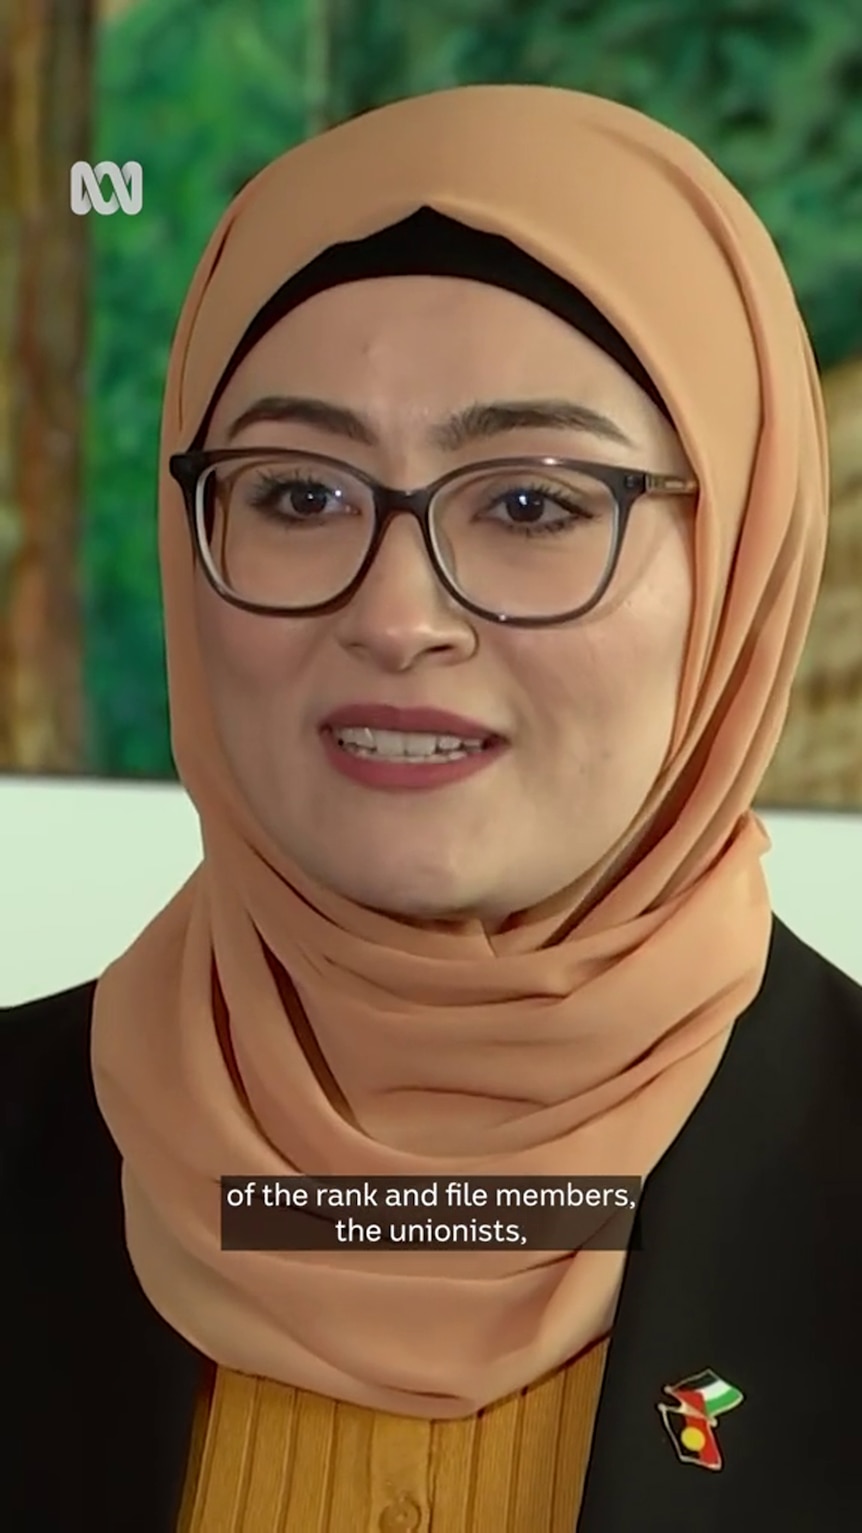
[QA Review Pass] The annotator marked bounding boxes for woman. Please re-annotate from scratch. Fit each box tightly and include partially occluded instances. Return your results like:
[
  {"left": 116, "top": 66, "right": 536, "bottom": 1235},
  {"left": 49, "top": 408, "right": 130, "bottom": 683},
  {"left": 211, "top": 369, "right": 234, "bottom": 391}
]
[{"left": 4, "top": 83, "right": 861, "bottom": 1532}]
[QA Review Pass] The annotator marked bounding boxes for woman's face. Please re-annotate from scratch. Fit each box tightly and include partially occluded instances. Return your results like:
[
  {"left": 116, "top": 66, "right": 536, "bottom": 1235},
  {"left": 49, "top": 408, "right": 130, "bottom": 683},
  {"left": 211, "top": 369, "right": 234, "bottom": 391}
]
[{"left": 199, "top": 275, "right": 694, "bottom": 925}]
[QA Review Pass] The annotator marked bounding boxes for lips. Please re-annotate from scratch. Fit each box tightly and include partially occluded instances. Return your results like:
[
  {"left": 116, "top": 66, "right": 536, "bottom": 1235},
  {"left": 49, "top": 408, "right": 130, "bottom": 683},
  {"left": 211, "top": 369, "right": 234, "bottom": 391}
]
[{"left": 317, "top": 701, "right": 508, "bottom": 790}]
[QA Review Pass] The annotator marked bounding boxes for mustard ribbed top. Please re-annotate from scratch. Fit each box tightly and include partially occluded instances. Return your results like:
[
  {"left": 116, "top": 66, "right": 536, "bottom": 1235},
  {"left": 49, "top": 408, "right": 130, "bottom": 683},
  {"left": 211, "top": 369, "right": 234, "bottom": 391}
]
[{"left": 176, "top": 1339, "right": 608, "bottom": 1531}]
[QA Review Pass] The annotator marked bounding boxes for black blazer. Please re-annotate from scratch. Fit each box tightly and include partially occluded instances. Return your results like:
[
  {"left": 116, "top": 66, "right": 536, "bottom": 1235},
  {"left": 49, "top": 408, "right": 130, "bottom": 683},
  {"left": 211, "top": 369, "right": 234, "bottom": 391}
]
[{"left": 3, "top": 916, "right": 862, "bottom": 1532}]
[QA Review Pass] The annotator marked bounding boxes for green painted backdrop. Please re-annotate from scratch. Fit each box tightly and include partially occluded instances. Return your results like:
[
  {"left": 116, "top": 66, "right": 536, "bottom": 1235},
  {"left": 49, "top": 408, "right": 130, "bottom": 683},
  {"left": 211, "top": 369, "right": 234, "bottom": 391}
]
[{"left": 84, "top": 0, "right": 862, "bottom": 781}]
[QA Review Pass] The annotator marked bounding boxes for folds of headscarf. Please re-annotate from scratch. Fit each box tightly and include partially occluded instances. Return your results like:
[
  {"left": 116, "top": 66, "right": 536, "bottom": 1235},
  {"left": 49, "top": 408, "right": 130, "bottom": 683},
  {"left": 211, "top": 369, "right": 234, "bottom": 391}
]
[{"left": 91, "top": 84, "right": 828, "bottom": 1418}]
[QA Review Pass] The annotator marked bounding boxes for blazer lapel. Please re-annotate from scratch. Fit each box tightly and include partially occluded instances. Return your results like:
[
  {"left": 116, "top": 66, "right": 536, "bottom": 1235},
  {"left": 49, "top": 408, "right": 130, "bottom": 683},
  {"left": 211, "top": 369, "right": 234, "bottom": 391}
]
[
  {"left": 578, "top": 918, "right": 862, "bottom": 1530},
  {"left": 4, "top": 979, "right": 204, "bottom": 1533}
]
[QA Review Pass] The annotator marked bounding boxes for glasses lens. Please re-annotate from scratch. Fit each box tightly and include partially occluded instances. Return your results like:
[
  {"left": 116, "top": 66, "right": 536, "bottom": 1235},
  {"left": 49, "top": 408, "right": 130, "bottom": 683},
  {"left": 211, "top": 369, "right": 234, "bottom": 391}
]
[
  {"left": 431, "top": 463, "right": 618, "bottom": 618},
  {"left": 198, "top": 455, "right": 375, "bottom": 607}
]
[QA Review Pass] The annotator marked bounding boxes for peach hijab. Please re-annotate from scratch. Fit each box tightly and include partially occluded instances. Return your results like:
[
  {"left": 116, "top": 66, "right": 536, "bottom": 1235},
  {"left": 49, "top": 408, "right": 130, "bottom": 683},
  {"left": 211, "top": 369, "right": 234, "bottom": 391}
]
[{"left": 91, "top": 84, "right": 828, "bottom": 1418}]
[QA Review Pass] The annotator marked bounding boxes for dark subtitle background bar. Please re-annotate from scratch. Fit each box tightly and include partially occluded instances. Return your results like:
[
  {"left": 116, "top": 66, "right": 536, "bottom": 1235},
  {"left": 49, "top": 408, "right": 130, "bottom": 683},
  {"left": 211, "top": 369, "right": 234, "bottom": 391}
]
[{"left": 220, "top": 1175, "right": 641, "bottom": 1251}]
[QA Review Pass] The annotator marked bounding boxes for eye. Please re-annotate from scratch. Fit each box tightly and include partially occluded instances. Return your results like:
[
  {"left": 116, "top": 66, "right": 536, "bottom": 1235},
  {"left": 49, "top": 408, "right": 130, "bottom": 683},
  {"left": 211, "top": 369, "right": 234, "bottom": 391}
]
[
  {"left": 248, "top": 471, "right": 347, "bottom": 520},
  {"left": 232, "top": 462, "right": 374, "bottom": 532},
  {"left": 479, "top": 481, "right": 602, "bottom": 536}
]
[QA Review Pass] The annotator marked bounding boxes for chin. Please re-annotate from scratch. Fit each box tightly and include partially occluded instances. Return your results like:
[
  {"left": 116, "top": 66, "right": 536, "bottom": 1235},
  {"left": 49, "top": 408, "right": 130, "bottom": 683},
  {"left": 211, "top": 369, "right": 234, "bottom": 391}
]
[{"left": 315, "top": 855, "right": 491, "bottom": 923}]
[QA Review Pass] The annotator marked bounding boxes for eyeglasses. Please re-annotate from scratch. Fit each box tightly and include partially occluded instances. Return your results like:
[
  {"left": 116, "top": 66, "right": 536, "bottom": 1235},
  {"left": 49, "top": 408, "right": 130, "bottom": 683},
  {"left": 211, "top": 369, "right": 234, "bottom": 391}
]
[{"left": 168, "top": 448, "right": 698, "bottom": 628}]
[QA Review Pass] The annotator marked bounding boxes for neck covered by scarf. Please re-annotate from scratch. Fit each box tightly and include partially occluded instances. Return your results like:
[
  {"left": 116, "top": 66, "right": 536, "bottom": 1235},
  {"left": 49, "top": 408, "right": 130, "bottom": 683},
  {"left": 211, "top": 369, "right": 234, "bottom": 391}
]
[{"left": 91, "top": 84, "right": 827, "bottom": 1418}]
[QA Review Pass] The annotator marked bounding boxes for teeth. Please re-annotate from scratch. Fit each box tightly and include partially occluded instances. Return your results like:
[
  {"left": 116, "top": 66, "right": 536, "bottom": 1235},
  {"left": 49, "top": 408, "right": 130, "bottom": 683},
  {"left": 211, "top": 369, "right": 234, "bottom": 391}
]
[{"left": 332, "top": 727, "right": 486, "bottom": 760}]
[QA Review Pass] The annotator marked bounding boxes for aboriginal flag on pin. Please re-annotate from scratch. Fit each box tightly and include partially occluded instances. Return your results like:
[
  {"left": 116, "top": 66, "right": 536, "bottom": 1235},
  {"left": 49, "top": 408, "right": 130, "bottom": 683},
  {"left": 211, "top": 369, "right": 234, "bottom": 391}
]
[{"left": 657, "top": 1369, "right": 744, "bottom": 1470}]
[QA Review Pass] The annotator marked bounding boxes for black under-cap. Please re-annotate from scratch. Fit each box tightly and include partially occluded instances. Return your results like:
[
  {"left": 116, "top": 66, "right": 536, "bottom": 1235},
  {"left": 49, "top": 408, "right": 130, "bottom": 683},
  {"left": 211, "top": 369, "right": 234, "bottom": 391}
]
[{"left": 193, "top": 206, "right": 670, "bottom": 443}]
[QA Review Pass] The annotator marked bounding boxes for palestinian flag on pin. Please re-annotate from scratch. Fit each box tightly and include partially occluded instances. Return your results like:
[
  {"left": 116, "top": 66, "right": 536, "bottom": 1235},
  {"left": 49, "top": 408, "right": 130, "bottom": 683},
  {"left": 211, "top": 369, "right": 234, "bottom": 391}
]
[
  {"left": 665, "top": 1369, "right": 744, "bottom": 1421},
  {"left": 658, "top": 1370, "right": 744, "bottom": 1471}
]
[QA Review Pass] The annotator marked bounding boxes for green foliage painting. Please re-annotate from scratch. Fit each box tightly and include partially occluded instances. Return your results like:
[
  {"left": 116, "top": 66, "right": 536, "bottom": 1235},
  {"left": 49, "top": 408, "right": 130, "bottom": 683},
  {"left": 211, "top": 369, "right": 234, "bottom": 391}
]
[{"left": 85, "top": 0, "right": 862, "bottom": 779}]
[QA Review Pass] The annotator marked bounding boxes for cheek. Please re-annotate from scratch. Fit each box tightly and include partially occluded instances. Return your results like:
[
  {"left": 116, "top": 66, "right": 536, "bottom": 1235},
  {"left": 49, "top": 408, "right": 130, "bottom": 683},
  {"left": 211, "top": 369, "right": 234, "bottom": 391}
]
[
  {"left": 194, "top": 582, "right": 315, "bottom": 719},
  {"left": 511, "top": 572, "right": 690, "bottom": 785}
]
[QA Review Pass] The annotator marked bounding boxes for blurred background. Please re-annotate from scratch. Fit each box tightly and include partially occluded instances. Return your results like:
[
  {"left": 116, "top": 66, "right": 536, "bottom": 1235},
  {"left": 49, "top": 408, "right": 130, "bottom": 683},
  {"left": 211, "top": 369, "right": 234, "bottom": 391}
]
[
  {"left": 1, "top": 0, "right": 861, "bottom": 799},
  {"left": 1, "top": 0, "right": 861, "bottom": 1002}
]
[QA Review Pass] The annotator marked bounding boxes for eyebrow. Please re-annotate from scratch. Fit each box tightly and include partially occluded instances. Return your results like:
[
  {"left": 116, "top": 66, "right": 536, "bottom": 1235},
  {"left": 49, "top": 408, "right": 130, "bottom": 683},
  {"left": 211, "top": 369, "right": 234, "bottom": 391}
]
[{"left": 225, "top": 394, "right": 637, "bottom": 450}]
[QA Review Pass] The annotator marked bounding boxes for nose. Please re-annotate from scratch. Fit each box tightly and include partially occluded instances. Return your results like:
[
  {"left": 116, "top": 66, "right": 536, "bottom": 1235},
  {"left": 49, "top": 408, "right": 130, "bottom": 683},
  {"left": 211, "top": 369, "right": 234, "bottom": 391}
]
[{"left": 332, "top": 514, "right": 478, "bottom": 672}]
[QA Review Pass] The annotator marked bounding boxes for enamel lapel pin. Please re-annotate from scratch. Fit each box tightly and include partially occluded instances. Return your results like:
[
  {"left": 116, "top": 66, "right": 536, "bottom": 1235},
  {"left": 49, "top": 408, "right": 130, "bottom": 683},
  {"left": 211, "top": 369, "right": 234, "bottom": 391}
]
[{"left": 657, "top": 1368, "right": 744, "bottom": 1470}]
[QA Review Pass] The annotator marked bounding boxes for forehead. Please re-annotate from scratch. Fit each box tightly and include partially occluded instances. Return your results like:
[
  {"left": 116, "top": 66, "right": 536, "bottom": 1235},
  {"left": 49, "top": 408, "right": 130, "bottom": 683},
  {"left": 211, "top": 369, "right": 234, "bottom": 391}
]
[{"left": 211, "top": 275, "right": 649, "bottom": 422}]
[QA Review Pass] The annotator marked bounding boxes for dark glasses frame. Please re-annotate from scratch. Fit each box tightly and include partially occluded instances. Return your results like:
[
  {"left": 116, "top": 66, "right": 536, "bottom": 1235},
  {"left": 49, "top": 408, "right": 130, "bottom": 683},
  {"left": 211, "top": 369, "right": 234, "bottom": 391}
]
[{"left": 169, "top": 447, "right": 698, "bottom": 628}]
